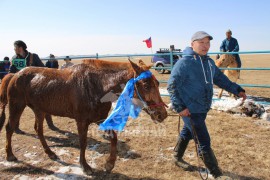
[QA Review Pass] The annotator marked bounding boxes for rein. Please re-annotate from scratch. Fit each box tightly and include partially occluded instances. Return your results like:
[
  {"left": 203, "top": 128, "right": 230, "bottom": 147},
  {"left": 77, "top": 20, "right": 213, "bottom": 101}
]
[{"left": 189, "top": 117, "right": 209, "bottom": 180}]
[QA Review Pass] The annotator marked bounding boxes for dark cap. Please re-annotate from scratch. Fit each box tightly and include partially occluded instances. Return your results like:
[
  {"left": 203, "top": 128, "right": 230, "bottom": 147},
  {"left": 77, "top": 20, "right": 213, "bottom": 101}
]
[
  {"left": 191, "top": 31, "right": 213, "bottom": 42},
  {"left": 4, "top": 56, "right": 9, "bottom": 61},
  {"left": 49, "top": 54, "right": 56, "bottom": 59},
  {"left": 64, "top": 56, "right": 71, "bottom": 61},
  {"left": 14, "top": 40, "right": 27, "bottom": 50}
]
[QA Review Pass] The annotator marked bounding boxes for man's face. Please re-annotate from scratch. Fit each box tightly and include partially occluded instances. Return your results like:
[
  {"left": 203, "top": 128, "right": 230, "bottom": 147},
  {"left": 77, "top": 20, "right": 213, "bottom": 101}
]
[
  {"left": 14, "top": 45, "right": 22, "bottom": 56},
  {"left": 191, "top": 37, "right": 210, "bottom": 56},
  {"left": 226, "top": 32, "right": 232, "bottom": 39}
]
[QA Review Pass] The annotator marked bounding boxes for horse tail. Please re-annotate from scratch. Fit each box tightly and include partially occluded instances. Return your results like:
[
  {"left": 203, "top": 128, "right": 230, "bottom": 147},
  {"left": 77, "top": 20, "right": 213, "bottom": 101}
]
[{"left": 0, "top": 73, "right": 14, "bottom": 132}]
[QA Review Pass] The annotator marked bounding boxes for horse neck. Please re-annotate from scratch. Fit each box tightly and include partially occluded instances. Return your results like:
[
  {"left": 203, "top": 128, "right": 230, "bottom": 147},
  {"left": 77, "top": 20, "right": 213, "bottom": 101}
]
[
  {"left": 101, "top": 63, "right": 134, "bottom": 93},
  {"left": 227, "top": 59, "right": 238, "bottom": 68}
]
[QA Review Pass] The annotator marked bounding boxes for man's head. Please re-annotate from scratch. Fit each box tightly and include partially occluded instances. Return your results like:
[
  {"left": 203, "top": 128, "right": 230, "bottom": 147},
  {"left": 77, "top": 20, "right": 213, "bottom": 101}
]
[
  {"left": 64, "top": 56, "right": 72, "bottom": 62},
  {"left": 191, "top": 31, "right": 213, "bottom": 56},
  {"left": 49, "top": 54, "right": 56, "bottom": 62},
  {"left": 14, "top": 40, "right": 27, "bottom": 56},
  {"left": 226, "top": 29, "right": 232, "bottom": 39},
  {"left": 4, "top": 57, "right": 9, "bottom": 63}
]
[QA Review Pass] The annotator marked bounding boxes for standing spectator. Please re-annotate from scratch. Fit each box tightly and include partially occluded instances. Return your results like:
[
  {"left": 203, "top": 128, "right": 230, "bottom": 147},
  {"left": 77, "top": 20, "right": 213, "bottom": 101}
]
[
  {"left": 45, "top": 54, "right": 59, "bottom": 69},
  {"left": 168, "top": 31, "right": 246, "bottom": 179},
  {"left": 60, "top": 56, "right": 74, "bottom": 69},
  {"left": 9, "top": 40, "right": 44, "bottom": 73},
  {"left": 10, "top": 40, "right": 58, "bottom": 133},
  {"left": 0, "top": 57, "right": 11, "bottom": 80},
  {"left": 220, "top": 29, "right": 241, "bottom": 68}
]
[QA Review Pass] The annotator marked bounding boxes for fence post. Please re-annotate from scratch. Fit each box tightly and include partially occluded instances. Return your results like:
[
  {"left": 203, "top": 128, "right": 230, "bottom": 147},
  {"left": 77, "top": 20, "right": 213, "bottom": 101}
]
[{"left": 169, "top": 48, "right": 173, "bottom": 71}]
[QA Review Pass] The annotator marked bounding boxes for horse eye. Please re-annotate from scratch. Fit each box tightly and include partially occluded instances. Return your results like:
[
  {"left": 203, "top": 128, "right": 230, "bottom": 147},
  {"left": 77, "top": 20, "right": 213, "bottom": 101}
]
[{"left": 143, "top": 84, "right": 150, "bottom": 90}]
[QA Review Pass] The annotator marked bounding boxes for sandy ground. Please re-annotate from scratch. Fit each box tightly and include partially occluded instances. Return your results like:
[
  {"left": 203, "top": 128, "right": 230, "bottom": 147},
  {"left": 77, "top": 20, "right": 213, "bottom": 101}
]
[{"left": 0, "top": 55, "right": 269, "bottom": 180}]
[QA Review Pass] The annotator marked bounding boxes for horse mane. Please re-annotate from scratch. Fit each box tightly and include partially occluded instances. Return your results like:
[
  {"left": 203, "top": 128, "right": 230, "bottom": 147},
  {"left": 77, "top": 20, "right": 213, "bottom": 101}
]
[{"left": 82, "top": 59, "right": 131, "bottom": 71}]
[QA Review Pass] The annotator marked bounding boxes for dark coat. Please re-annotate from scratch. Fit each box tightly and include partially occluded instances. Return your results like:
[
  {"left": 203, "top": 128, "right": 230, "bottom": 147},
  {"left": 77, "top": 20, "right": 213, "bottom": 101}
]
[
  {"left": 45, "top": 60, "right": 59, "bottom": 69},
  {"left": 9, "top": 51, "right": 44, "bottom": 73}
]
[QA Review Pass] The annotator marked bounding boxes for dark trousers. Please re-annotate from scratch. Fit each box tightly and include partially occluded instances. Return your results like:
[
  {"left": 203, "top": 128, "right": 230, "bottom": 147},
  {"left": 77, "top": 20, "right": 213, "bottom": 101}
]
[
  {"left": 180, "top": 113, "right": 211, "bottom": 152},
  {"left": 235, "top": 54, "right": 241, "bottom": 68}
]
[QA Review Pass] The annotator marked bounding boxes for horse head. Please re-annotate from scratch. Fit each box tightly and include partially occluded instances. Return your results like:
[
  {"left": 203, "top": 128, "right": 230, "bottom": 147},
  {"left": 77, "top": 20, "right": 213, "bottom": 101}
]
[
  {"left": 215, "top": 54, "right": 236, "bottom": 67},
  {"left": 129, "top": 59, "right": 168, "bottom": 123}
]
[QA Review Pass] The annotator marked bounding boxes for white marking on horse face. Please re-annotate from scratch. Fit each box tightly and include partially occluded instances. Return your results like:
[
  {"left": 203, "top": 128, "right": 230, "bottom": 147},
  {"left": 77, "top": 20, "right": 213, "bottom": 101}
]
[{"left": 31, "top": 73, "right": 46, "bottom": 86}]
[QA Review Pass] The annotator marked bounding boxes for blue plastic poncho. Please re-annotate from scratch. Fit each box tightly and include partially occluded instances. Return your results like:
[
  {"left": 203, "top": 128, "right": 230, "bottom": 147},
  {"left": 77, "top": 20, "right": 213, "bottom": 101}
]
[{"left": 99, "top": 70, "right": 152, "bottom": 131}]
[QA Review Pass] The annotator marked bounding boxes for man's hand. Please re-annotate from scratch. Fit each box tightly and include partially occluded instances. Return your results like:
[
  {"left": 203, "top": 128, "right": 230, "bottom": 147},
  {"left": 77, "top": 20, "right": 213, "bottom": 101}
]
[
  {"left": 238, "top": 91, "right": 247, "bottom": 102},
  {"left": 179, "top": 108, "right": 191, "bottom": 117}
]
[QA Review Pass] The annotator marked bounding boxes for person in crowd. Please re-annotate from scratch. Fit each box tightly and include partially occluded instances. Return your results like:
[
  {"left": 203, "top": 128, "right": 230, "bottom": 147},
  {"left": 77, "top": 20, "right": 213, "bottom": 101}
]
[
  {"left": 0, "top": 57, "right": 11, "bottom": 80},
  {"left": 168, "top": 31, "right": 246, "bottom": 179},
  {"left": 45, "top": 54, "right": 59, "bottom": 69},
  {"left": 60, "top": 56, "right": 74, "bottom": 69},
  {"left": 10, "top": 40, "right": 58, "bottom": 133}
]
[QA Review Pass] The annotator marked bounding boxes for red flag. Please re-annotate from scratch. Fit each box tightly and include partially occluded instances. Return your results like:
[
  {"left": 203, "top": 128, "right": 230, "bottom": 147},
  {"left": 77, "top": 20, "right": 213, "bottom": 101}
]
[{"left": 143, "top": 37, "right": 152, "bottom": 48}]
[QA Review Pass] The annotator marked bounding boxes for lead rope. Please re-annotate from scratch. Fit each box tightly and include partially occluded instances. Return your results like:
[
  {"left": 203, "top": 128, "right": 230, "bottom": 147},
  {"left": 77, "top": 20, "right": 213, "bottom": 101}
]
[{"left": 190, "top": 117, "right": 208, "bottom": 180}]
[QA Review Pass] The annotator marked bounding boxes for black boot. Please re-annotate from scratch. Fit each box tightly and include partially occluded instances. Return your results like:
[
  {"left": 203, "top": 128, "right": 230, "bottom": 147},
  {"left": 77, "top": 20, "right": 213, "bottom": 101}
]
[
  {"left": 201, "top": 148, "right": 224, "bottom": 179},
  {"left": 174, "top": 137, "right": 193, "bottom": 171}
]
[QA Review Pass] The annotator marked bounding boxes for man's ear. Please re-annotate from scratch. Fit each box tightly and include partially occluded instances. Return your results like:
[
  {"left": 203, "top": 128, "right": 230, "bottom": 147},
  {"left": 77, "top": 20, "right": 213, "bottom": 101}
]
[{"left": 129, "top": 59, "right": 142, "bottom": 74}]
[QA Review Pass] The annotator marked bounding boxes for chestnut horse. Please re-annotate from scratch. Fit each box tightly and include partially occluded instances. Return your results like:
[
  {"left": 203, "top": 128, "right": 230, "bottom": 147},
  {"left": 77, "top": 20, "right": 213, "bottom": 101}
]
[
  {"left": 0, "top": 59, "right": 167, "bottom": 175},
  {"left": 215, "top": 54, "right": 240, "bottom": 98}
]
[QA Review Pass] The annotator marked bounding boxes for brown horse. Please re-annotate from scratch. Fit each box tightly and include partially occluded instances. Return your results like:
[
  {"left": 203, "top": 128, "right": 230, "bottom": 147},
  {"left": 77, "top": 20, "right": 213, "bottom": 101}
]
[
  {"left": 0, "top": 59, "right": 167, "bottom": 175},
  {"left": 215, "top": 54, "right": 240, "bottom": 98}
]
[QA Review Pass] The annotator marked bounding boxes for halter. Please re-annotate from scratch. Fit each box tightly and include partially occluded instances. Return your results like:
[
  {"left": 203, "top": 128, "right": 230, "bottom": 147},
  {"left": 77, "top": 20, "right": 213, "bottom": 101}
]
[{"left": 133, "top": 73, "right": 168, "bottom": 110}]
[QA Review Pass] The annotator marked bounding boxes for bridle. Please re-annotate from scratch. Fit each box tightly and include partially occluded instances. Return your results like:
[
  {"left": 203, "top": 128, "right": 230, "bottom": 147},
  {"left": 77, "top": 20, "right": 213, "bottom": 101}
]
[{"left": 133, "top": 73, "right": 168, "bottom": 112}]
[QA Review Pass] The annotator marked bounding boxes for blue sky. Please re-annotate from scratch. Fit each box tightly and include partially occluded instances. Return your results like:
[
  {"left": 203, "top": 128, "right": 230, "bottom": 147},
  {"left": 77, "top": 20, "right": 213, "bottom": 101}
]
[{"left": 1, "top": 0, "right": 270, "bottom": 59}]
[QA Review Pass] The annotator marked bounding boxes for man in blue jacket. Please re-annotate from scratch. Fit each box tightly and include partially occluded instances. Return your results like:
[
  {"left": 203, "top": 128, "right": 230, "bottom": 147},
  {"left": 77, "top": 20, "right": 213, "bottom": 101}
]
[
  {"left": 168, "top": 31, "right": 246, "bottom": 179},
  {"left": 220, "top": 29, "right": 241, "bottom": 68}
]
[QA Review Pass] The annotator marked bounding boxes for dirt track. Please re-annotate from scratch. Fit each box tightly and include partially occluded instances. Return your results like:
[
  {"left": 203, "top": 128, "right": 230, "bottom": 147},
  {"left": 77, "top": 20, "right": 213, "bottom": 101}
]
[{"left": 0, "top": 55, "right": 269, "bottom": 180}]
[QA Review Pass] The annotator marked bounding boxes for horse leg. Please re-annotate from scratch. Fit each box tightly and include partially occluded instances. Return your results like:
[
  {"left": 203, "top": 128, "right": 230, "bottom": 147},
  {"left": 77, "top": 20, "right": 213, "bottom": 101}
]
[
  {"left": 34, "top": 110, "right": 57, "bottom": 160},
  {"left": 5, "top": 103, "right": 25, "bottom": 161},
  {"left": 76, "top": 120, "right": 92, "bottom": 175},
  {"left": 218, "top": 89, "right": 224, "bottom": 99},
  {"left": 105, "top": 130, "right": 117, "bottom": 172}
]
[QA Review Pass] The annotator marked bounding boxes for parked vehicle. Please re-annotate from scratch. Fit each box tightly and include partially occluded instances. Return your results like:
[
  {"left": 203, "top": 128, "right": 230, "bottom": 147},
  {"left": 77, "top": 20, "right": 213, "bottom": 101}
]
[{"left": 152, "top": 48, "right": 182, "bottom": 74}]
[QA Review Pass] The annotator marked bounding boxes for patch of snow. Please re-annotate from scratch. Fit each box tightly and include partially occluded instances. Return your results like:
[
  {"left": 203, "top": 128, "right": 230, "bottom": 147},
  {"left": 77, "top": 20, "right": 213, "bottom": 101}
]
[
  {"left": 261, "top": 112, "right": 270, "bottom": 121},
  {"left": 24, "top": 152, "right": 37, "bottom": 159},
  {"left": 166, "top": 147, "right": 175, "bottom": 151},
  {"left": 12, "top": 174, "right": 32, "bottom": 180},
  {"left": 56, "top": 149, "right": 70, "bottom": 156},
  {"left": 0, "top": 161, "right": 18, "bottom": 167}
]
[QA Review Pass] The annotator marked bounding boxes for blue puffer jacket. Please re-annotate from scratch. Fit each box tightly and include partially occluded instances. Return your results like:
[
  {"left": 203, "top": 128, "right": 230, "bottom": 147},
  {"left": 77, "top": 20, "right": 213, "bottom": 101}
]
[{"left": 167, "top": 47, "right": 244, "bottom": 113}]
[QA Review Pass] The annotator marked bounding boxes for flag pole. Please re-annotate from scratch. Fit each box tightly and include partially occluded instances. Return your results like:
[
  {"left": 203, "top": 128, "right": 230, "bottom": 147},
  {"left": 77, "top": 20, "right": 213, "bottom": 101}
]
[{"left": 150, "top": 47, "right": 153, "bottom": 62}]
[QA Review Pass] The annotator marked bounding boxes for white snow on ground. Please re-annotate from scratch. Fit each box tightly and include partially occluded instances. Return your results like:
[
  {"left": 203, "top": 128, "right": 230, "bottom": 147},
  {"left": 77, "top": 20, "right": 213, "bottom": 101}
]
[
  {"left": 160, "top": 87, "right": 270, "bottom": 121},
  {"left": 6, "top": 143, "right": 105, "bottom": 179},
  {"left": 55, "top": 149, "right": 70, "bottom": 156},
  {"left": 24, "top": 152, "right": 37, "bottom": 159},
  {"left": 0, "top": 161, "right": 18, "bottom": 167}
]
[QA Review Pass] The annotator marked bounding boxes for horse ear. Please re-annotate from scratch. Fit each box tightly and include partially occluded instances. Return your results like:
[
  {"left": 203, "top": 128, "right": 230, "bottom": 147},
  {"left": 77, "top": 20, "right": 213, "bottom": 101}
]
[
  {"left": 129, "top": 59, "right": 142, "bottom": 74},
  {"left": 137, "top": 59, "right": 153, "bottom": 71},
  {"left": 146, "top": 63, "right": 153, "bottom": 70}
]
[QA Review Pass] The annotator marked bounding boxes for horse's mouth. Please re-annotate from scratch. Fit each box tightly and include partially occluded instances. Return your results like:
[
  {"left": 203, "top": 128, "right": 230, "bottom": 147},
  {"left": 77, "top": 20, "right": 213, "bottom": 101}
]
[{"left": 142, "top": 106, "right": 168, "bottom": 122}]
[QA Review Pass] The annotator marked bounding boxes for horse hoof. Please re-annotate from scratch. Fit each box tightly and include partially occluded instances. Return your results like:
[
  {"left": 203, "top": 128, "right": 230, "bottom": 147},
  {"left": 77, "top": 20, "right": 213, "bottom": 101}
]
[
  {"left": 7, "top": 155, "right": 17, "bottom": 162},
  {"left": 105, "top": 162, "right": 114, "bottom": 172},
  {"left": 49, "top": 153, "right": 58, "bottom": 160},
  {"left": 83, "top": 166, "right": 93, "bottom": 176}
]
